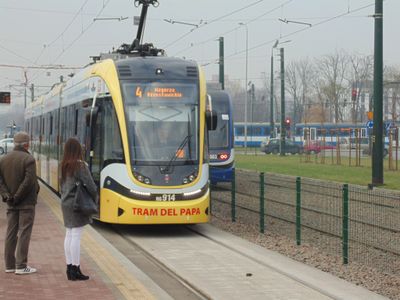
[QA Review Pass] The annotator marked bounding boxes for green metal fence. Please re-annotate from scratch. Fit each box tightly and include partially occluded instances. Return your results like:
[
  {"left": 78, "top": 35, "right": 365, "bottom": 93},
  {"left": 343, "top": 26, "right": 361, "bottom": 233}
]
[{"left": 210, "top": 169, "right": 400, "bottom": 274}]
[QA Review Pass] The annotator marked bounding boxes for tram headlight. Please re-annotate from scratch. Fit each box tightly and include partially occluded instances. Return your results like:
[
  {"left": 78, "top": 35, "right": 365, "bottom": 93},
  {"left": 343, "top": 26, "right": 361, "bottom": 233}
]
[
  {"left": 133, "top": 171, "right": 152, "bottom": 185},
  {"left": 182, "top": 172, "right": 198, "bottom": 184}
]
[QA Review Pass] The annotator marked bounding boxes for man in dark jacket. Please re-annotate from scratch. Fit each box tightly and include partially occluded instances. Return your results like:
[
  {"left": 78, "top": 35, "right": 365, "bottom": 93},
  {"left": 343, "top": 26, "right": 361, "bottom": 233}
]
[{"left": 0, "top": 131, "right": 39, "bottom": 275}]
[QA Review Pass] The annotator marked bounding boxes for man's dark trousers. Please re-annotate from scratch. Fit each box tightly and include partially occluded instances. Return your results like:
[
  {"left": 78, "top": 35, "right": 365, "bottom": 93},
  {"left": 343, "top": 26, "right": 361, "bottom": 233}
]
[{"left": 5, "top": 207, "right": 35, "bottom": 269}]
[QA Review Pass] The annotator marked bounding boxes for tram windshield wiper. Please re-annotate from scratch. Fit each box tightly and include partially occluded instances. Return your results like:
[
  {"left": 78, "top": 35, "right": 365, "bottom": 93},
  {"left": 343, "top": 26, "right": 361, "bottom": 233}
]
[{"left": 163, "top": 134, "right": 192, "bottom": 173}]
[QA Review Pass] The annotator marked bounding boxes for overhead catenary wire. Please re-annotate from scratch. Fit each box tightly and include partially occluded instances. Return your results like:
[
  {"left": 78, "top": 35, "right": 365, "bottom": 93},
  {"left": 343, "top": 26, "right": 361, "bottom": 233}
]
[
  {"left": 0, "top": 44, "right": 38, "bottom": 66},
  {"left": 198, "top": 2, "right": 376, "bottom": 69},
  {"left": 0, "top": 64, "right": 82, "bottom": 70},
  {"left": 172, "top": 0, "right": 293, "bottom": 57},
  {"left": 29, "top": 0, "right": 112, "bottom": 83},
  {"left": 34, "top": 0, "right": 91, "bottom": 64},
  {"left": 162, "top": 0, "right": 267, "bottom": 50}
]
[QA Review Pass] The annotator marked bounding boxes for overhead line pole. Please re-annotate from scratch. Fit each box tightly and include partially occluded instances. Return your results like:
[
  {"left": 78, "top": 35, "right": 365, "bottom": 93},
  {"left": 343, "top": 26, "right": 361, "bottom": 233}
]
[
  {"left": 372, "top": 0, "right": 383, "bottom": 185},
  {"left": 270, "top": 51, "right": 275, "bottom": 138},
  {"left": 280, "top": 47, "right": 286, "bottom": 156},
  {"left": 219, "top": 37, "right": 225, "bottom": 90},
  {"left": 239, "top": 23, "right": 249, "bottom": 154}
]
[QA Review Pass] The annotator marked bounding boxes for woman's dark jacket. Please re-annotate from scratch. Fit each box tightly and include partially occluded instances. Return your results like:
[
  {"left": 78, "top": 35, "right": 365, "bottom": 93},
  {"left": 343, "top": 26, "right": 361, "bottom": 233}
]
[{"left": 61, "top": 162, "right": 98, "bottom": 228}]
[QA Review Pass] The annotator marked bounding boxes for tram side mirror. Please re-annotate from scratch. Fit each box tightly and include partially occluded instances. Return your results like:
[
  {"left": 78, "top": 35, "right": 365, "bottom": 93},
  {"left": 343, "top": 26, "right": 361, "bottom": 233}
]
[
  {"left": 206, "top": 111, "right": 217, "bottom": 131},
  {"left": 206, "top": 95, "right": 217, "bottom": 130}
]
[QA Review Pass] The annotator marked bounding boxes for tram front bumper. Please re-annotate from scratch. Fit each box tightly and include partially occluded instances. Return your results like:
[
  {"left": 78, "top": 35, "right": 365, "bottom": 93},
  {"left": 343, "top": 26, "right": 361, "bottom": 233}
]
[{"left": 99, "top": 188, "right": 210, "bottom": 224}]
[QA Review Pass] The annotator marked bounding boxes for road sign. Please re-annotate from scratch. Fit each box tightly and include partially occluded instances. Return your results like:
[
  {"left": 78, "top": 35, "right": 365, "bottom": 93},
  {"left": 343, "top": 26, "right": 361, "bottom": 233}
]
[{"left": 366, "top": 121, "right": 373, "bottom": 128}]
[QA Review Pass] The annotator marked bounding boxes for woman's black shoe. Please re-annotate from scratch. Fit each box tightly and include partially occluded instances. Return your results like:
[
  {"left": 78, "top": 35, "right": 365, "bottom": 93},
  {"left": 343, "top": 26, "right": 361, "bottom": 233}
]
[
  {"left": 66, "top": 264, "right": 72, "bottom": 280},
  {"left": 70, "top": 265, "right": 89, "bottom": 281}
]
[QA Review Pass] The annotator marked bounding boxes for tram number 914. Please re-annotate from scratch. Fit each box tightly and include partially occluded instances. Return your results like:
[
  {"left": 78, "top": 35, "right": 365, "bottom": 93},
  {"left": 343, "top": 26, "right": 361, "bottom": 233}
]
[{"left": 156, "top": 194, "right": 176, "bottom": 201}]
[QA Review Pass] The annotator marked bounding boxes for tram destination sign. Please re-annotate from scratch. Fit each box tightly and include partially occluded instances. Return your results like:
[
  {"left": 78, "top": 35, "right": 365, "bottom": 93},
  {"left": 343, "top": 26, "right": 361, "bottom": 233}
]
[{"left": 135, "top": 86, "right": 183, "bottom": 99}]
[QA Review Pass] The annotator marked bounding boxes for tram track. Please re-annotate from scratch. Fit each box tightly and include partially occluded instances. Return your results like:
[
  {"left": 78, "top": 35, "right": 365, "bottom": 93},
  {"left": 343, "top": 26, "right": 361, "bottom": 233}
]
[
  {"left": 92, "top": 222, "right": 210, "bottom": 300},
  {"left": 92, "top": 222, "right": 343, "bottom": 300}
]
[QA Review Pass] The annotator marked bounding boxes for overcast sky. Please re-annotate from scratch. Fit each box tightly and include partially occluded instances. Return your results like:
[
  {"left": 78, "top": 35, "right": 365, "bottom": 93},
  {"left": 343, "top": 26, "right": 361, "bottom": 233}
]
[{"left": 0, "top": 0, "right": 399, "bottom": 104}]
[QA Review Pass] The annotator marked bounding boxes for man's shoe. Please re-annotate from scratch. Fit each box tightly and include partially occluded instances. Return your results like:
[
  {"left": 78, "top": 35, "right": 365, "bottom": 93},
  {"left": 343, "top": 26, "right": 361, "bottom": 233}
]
[
  {"left": 5, "top": 269, "right": 15, "bottom": 273},
  {"left": 15, "top": 266, "right": 37, "bottom": 275}
]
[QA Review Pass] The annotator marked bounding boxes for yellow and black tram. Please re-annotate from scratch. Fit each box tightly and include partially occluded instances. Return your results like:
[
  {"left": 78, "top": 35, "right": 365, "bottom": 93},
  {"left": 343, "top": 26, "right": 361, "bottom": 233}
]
[{"left": 25, "top": 54, "right": 216, "bottom": 224}]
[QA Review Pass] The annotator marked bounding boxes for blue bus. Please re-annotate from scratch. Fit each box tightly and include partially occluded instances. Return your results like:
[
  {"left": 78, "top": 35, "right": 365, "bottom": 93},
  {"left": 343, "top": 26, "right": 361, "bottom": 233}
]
[{"left": 208, "top": 91, "right": 234, "bottom": 184}]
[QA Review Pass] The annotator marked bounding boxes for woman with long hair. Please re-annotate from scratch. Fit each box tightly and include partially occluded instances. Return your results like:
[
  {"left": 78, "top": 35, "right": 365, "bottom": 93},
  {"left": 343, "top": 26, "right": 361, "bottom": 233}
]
[{"left": 60, "top": 138, "right": 97, "bottom": 281}]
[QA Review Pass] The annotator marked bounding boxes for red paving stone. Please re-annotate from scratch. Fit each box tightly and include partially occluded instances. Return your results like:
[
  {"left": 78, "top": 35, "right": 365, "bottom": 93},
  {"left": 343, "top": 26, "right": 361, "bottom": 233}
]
[{"left": 0, "top": 196, "right": 120, "bottom": 300}]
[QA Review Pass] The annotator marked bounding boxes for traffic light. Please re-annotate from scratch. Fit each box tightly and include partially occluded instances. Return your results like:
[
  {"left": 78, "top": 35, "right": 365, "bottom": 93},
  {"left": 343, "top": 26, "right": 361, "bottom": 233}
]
[
  {"left": 0, "top": 92, "right": 11, "bottom": 104},
  {"left": 351, "top": 89, "right": 357, "bottom": 101},
  {"left": 285, "top": 117, "right": 291, "bottom": 129}
]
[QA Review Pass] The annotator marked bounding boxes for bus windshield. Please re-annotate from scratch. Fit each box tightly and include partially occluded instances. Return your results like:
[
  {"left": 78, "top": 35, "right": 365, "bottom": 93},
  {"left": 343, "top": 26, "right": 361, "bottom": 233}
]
[{"left": 122, "top": 82, "right": 199, "bottom": 166}]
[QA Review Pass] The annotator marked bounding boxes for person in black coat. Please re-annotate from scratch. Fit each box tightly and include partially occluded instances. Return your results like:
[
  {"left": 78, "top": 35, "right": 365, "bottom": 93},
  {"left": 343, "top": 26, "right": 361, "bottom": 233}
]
[{"left": 60, "top": 138, "right": 98, "bottom": 281}]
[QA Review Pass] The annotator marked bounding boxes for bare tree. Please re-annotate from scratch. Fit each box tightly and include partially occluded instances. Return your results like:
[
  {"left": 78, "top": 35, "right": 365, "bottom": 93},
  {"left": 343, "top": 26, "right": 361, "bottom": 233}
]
[
  {"left": 225, "top": 79, "right": 245, "bottom": 122},
  {"left": 347, "top": 53, "right": 373, "bottom": 123},
  {"left": 317, "top": 50, "right": 348, "bottom": 123},
  {"left": 285, "top": 58, "right": 315, "bottom": 124},
  {"left": 384, "top": 66, "right": 400, "bottom": 123}
]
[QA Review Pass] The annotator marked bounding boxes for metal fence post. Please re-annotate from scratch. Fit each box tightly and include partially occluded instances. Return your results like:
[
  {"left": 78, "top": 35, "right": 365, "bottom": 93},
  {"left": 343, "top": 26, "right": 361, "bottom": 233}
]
[
  {"left": 259, "top": 172, "right": 265, "bottom": 233},
  {"left": 296, "top": 177, "right": 301, "bottom": 245},
  {"left": 231, "top": 168, "right": 236, "bottom": 222},
  {"left": 342, "top": 184, "right": 349, "bottom": 264}
]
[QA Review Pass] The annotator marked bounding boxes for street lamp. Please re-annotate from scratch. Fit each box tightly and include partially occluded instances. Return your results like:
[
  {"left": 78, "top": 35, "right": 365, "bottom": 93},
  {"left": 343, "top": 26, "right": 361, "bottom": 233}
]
[
  {"left": 239, "top": 22, "right": 249, "bottom": 153},
  {"left": 270, "top": 40, "right": 278, "bottom": 138}
]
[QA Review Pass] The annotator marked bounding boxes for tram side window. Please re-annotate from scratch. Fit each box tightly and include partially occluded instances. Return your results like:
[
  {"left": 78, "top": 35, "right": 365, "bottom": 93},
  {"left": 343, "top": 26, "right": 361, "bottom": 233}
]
[
  {"left": 67, "top": 106, "right": 75, "bottom": 139},
  {"left": 43, "top": 113, "right": 50, "bottom": 157},
  {"left": 61, "top": 107, "right": 68, "bottom": 148},
  {"left": 91, "top": 101, "right": 102, "bottom": 184},
  {"left": 49, "top": 111, "right": 58, "bottom": 160},
  {"left": 361, "top": 128, "right": 367, "bottom": 138},
  {"left": 74, "top": 108, "right": 79, "bottom": 136},
  {"left": 236, "top": 126, "right": 244, "bottom": 136},
  {"left": 34, "top": 117, "right": 40, "bottom": 153}
]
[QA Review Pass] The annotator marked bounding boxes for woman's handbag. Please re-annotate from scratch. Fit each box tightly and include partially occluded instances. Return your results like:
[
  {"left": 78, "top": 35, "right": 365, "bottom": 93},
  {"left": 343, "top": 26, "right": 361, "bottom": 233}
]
[{"left": 72, "top": 181, "right": 98, "bottom": 215}]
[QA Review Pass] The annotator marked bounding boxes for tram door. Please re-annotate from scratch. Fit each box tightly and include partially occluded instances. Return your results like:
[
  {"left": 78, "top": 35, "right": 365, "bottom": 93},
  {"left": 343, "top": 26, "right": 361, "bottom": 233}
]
[
  {"left": 86, "top": 97, "right": 123, "bottom": 187},
  {"left": 303, "top": 127, "right": 317, "bottom": 142},
  {"left": 88, "top": 99, "right": 102, "bottom": 186}
]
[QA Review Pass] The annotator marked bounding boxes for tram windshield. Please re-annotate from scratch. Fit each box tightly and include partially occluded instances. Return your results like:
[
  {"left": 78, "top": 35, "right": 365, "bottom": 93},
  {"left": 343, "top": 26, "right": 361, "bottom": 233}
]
[
  {"left": 122, "top": 82, "right": 199, "bottom": 166},
  {"left": 209, "top": 98, "right": 229, "bottom": 148}
]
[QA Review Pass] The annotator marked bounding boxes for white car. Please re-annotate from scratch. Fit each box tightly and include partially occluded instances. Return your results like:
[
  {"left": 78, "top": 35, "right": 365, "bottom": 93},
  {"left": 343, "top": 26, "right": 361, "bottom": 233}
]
[{"left": 0, "top": 138, "right": 14, "bottom": 155}]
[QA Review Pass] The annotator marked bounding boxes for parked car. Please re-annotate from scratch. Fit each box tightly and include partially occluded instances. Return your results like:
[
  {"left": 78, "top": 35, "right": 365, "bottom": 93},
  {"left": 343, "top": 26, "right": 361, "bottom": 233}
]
[
  {"left": 0, "top": 138, "right": 14, "bottom": 155},
  {"left": 342, "top": 137, "right": 388, "bottom": 157},
  {"left": 260, "top": 138, "right": 304, "bottom": 155},
  {"left": 304, "top": 140, "right": 336, "bottom": 154}
]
